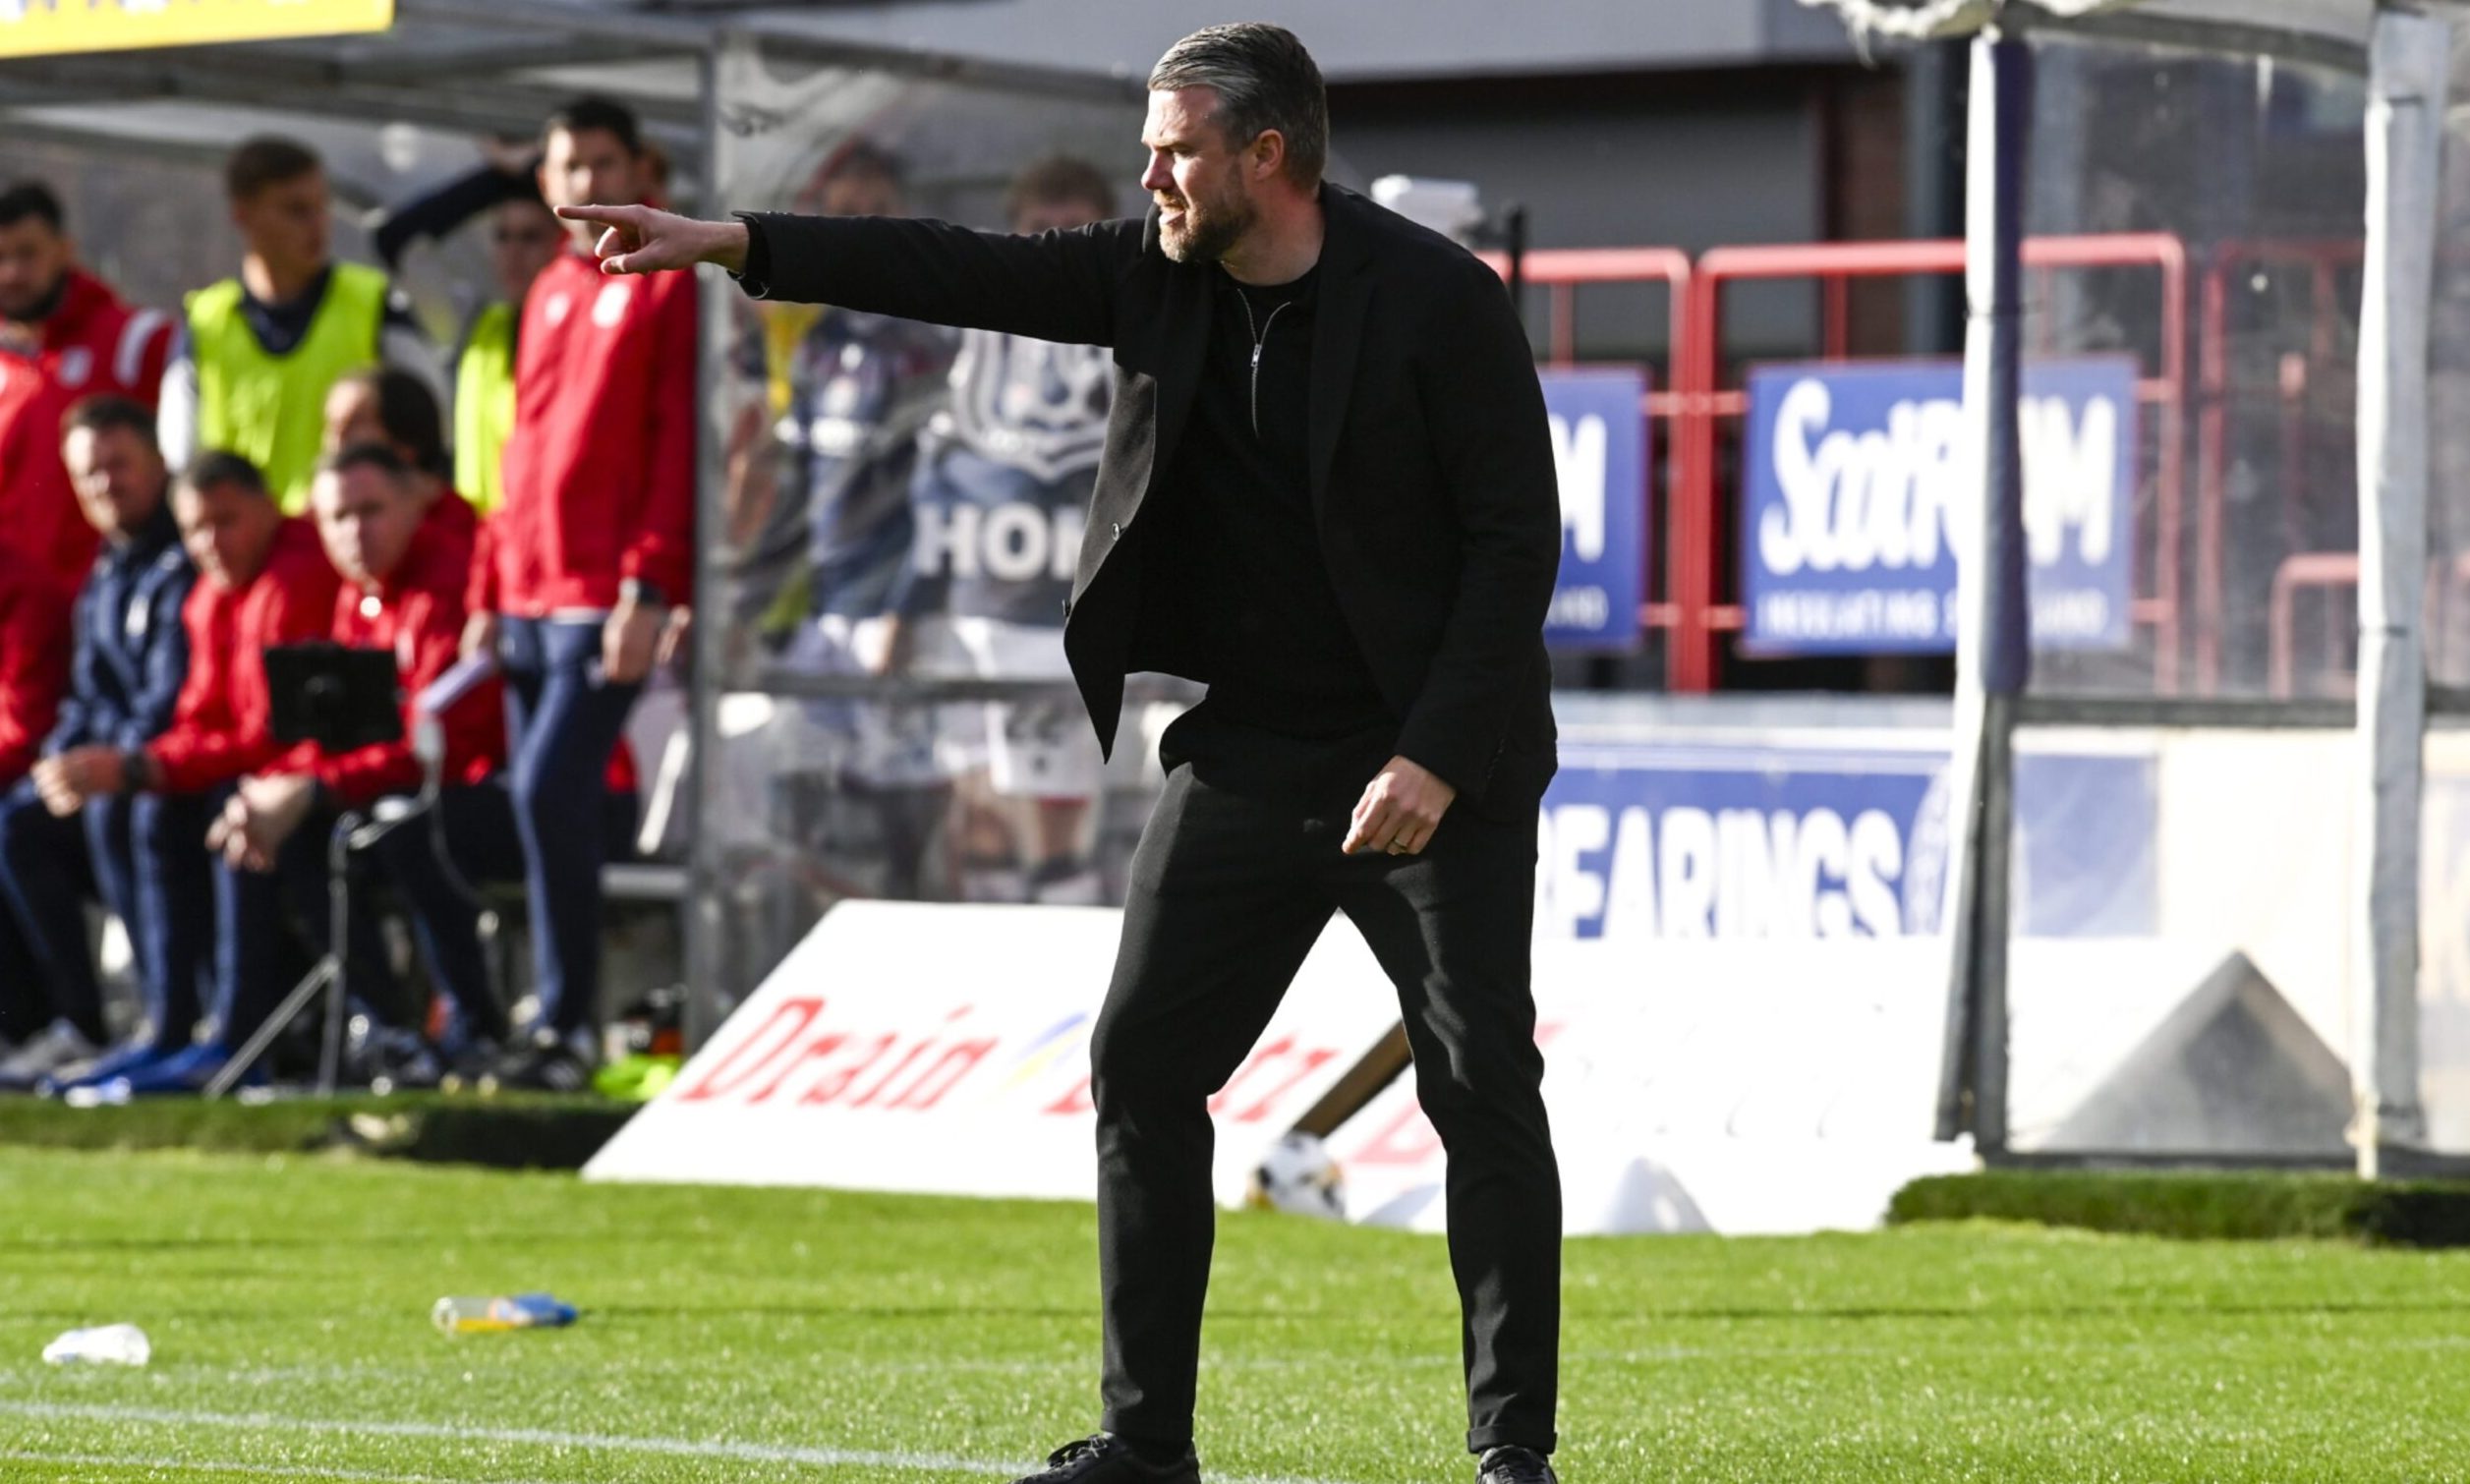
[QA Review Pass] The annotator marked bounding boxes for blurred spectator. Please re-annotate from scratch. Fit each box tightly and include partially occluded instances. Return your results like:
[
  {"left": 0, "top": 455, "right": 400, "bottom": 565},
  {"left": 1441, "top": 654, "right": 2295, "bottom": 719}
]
[
  {"left": 463, "top": 95, "right": 693, "bottom": 1089},
  {"left": 86, "top": 451, "right": 339, "bottom": 1094},
  {"left": 322, "top": 365, "right": 477, "bottom": 557},
  {"left": 887, "top": 155, "right": 1120, "bottom": 903},
  {"left": 0, "top": 181, "right": 175, "bottom": 589},
  {"left": 0, "top": 398, "right": 195, "bottom": 1090},
  {"left": 158, "top": 137, "right": 445, "bottom": 512},
  {"left": 759, "top": 143, "right": 956, "bottom": 659},
  {"left": 0, "top": 544, "right": 71, "bottom": 1053},
  {"left": 140, "top": 447, "right": 515, "bottom": 1098},
  {"left": 372, "top": 143, "right": 560, "bottom": 516},
  {"left": 325, "top": 357, "right": 642, "bottom": 835},
  {"left": 731, "top": 143, "right": 958, "bottom": 899},
  {"left": 0, "top": 545, "right": 69, "bottom": 806},
  {"left": 459, "top": 196, "right": 563, "bottom": 517}
]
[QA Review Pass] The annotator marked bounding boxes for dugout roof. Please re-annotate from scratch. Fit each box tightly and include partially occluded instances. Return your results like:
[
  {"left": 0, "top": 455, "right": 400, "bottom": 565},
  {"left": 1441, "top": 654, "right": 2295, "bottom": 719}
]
[
  {"left": 1795, "top": 0, "right": 2448, "bottom": 68},
  {"left": 0, "top": 0, "right": 1133, "bottom": 172}
]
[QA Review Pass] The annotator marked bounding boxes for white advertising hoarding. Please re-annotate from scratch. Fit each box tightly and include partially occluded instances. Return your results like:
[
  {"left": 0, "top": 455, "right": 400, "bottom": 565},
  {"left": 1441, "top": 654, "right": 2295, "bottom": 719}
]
[
  {"left": 1328, "top": 938, "right": 1977, "bottom": 1236},
  {"left": 585, "top": 902, "right": 1403, "bottom": 1206}
]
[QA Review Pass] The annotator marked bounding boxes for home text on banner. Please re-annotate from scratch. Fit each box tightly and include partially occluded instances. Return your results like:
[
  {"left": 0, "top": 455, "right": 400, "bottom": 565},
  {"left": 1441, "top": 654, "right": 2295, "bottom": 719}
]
[
  {"left": 1740, "top": 357, "right": 2139, "bottom": 655},
  {"left": 0, "top": 0, "right": 393, "bottom": 59},
  {"left": 584, "top": 902, "right": 1403, "bottom": 1205},
  {"left": 1540, "top": 368, "right": 1649, "bottom": 651}
]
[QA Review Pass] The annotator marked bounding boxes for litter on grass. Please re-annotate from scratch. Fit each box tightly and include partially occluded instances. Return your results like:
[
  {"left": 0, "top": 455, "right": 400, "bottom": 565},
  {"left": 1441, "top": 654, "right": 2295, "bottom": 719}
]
[
  {"left": 42, "top": 1324, "right": 150, "bottom": 1366},
  {"left": 431, "top": 1294, "right": 579, "bottom": 1336}
]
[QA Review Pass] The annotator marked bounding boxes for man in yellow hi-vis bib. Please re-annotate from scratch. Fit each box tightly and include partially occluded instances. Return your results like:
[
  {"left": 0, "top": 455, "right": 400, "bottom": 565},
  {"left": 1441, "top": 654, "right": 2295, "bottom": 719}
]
[{"left": 157, "top": 136, "right": 443, "bottom": 514}]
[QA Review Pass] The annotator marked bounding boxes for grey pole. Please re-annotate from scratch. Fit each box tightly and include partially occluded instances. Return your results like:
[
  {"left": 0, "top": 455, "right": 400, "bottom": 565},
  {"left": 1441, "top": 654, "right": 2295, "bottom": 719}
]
[
  {"left": 1933, "top": 29, "right": 2034, "bottom": 1154},
  {"left": 681, "top": 34, "right": 732, "bottom": 1052},
  {"left": 2352, "top": 3, "right": 2450, "bottom": 1176}
]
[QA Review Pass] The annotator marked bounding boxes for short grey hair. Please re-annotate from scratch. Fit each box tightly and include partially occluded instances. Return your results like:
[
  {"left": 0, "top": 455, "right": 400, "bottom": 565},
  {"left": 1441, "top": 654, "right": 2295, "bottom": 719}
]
[{"left": 1147, "top": 24, "right": 1328, "bottom": 187}]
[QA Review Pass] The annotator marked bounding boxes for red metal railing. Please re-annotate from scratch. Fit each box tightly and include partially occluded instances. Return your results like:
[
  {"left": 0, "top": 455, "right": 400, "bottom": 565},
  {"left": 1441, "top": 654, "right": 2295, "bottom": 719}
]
[
  {"left": 1671, "top": 234, "right": 2190, "bottom": 693},
  {"left": 1480, "top": 248, "right": 1692, "bottom": 647},
  {"left": 2200, "top": 240, "right": 2364, "bottom": 694}
]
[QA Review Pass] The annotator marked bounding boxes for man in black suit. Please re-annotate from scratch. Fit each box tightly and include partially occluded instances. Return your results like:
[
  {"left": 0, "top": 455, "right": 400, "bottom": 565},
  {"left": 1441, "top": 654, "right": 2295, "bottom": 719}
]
[{"left": 562, "top": 25, "right": 1564, "bottom": 1484}]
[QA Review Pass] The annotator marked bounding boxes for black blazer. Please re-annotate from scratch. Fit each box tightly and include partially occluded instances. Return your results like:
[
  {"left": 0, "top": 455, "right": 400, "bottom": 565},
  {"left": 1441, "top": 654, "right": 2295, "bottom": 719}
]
[{"left": 739, "top": 184, "right": 1560, "bottom": 816}]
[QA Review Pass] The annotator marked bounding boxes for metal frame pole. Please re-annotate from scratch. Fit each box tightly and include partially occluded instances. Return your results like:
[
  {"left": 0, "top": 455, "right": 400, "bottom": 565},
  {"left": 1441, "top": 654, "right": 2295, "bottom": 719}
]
[
  {"left": 680, "top": 32, "right": 731, "bottom": 1051},
  {"left": 2352, "top": 2, "right": 2450, "bottom": 1175},
  {"left": 1933, "top": 29, "right": 2034, "bottom": 1153}
]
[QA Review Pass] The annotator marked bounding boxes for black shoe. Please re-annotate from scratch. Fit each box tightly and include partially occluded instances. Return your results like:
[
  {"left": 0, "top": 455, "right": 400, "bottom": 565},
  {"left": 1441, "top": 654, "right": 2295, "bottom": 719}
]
[
  {"left": 346, "top": 1022, "right": 446, "bottom": 1097},
  {"left": 476, "top": 1031, "right": 595, "bottom": 1096},
  {"left": 437, "top": 1036, "right": 502, "bottom": 1095},
  {"left": 1012, "top": 1433, "right": 1199, "bottom": 1484},
  {"left": 1477, "top": 1447, "right": 1559, "bottom": 1484}
]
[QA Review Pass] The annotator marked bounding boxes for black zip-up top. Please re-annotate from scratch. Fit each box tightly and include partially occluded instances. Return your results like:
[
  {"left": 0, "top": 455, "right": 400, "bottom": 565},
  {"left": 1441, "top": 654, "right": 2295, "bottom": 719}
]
[
  {"left": 734, "top": 184, "right": 1566, "bottom": 817},
  {"left": 1147, "top": 262, "right": 1392, "bottom": 739}
]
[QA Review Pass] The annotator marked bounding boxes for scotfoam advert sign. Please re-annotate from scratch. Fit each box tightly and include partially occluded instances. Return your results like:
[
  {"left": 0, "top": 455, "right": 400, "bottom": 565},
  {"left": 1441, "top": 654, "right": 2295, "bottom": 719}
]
[
  {"left": 1541, "top": 368, "right": 1649, "bottom": 650},
  {"left": 1741, "top": 358, "right": 2137, "bottom": 654}
]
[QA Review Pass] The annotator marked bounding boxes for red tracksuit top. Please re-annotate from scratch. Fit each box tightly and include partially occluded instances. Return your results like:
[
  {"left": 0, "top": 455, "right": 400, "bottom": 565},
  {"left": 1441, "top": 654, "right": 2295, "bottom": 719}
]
[
  {"left": 423, "top": 486, "right": 480, "bottom": 567},
  {"left": 475, "top": 251, "right": 696, "bottom": 617},
  {"left": 0, "top": 544, "right": 72, "bottom": 785},
  {"left": 144, "top": 517, "right": 339, "bottom": 795},
  {"left": 0, "top": 269, "right": 174, "bottom": 587},
  {"left": 279, "top": 519, "right": 505, "bottom": 806}
]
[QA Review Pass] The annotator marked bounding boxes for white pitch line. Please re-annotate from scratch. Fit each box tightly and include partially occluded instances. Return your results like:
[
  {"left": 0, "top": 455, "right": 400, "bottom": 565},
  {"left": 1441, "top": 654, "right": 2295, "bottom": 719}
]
[
  {"left": 0, "top": 1400, "right": 1346, "bottom": 1484},
  {"left": 0, "top": 1448, "right": 570, "bottom": 1484}
]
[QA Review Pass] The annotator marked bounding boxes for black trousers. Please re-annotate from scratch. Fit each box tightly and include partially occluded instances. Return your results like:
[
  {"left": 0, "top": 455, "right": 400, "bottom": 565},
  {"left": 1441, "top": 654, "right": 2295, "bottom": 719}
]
[
  {"left": 215, "top": 785, "right": 521, "bottom": 1052},
  {"left": 1090, "top": 706, "right": 1560, "bottom": 1456}
]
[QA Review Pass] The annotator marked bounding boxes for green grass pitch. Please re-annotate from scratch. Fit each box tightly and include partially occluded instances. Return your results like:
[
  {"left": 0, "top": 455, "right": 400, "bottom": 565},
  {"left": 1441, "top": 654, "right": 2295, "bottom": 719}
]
[{"left": 5, "top": 1147, "right": 2470, "bottom": 1482}]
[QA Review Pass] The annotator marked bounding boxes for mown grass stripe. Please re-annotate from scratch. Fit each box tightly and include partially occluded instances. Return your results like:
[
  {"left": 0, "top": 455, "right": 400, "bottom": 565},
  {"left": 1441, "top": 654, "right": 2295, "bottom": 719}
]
[
  {"left": 0, "top": 1399, "right": 1346, "bottom": 1484},
  {"left": 0, "top": 1449, "right": 568, "bottom": 1484}
]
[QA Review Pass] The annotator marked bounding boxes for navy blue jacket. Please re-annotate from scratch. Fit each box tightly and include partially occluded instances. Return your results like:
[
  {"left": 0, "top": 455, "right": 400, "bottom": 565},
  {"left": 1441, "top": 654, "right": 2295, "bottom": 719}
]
[{"left": 43, "top": 501, "right": 194, "bottom": 757}]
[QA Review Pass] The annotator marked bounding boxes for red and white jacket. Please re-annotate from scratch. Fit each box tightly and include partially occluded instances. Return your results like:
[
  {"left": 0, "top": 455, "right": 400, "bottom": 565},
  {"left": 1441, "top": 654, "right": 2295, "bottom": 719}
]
[
  {"left": 0, "top": 544, "right": 71, "bottom": 786},
  {"left": 280, "top": 519, "right": 505, "bottom": 806},
  {"left": 473, "top": 251, "right": 696, "bottom": 617},
  {"left": 0, "top": 269, "right": 174, "bottom": 587},
  {"left": 144, "top": 517, "right": 339, "bottom": 795}
]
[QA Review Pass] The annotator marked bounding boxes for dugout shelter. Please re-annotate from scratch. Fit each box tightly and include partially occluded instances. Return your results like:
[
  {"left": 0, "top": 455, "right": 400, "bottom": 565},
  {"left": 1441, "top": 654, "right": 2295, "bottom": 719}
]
[{"left": 0, "top": 0, "right": 1145, "bottom": 1050}]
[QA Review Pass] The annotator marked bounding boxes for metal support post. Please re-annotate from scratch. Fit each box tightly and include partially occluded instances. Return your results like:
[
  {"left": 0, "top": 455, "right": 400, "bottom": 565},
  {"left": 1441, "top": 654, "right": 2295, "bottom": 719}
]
[
  {"left": 1934, "top": 30, "right": 2033, "bottom": 1154},
  {"left": 2352, "top": 3, "right": 2450, "bottom": 1175}
]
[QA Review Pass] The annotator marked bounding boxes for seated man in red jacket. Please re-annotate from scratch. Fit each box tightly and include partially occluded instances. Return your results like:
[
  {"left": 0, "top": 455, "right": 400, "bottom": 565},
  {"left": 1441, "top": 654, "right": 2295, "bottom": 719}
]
[
  {"left": 322, "top": 361, "right": 648, "bottom": 854},
  {"left": 107, "top": 445, "right": 519, "bottom": 1096},
  {"left": 73, "top": 450, "right": 339, "bottom": 1089},
  {"left": 320, "top": 365, "right": 478, "bottom": 560},
  {"left": 0, "top": 545, "right": 71, "bottom": 1054}
]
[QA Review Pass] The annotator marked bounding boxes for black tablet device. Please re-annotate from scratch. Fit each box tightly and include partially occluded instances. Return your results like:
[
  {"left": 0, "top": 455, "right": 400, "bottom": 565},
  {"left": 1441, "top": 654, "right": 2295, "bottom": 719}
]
[{"left": 264, "top": 643, "right": 403, "bottom": 752}]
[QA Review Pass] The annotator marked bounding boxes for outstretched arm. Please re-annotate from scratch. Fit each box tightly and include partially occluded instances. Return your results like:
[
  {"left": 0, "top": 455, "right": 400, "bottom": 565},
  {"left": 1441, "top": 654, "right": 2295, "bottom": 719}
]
[{"left": 556, "top": 203, "right": 1129, "bottom": 347}]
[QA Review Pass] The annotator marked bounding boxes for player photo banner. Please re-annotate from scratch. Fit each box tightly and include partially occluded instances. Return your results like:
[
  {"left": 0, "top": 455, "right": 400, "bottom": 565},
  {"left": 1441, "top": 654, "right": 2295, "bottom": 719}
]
[
  {"left": 1539, "top": 369, "right": 1650, "bottom": 652},
  {"left": 1741, "top": 357, "right": 2139, "bottom": 655}
]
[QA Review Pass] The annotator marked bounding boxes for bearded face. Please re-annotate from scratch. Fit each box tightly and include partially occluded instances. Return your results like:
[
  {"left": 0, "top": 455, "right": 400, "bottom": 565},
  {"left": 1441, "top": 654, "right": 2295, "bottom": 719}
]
[
  {"left": 1141, "top": 86, "right": 1262, "bottom": 266},
  {"left": 0, "top": 213, "right": 71, "bottom": 323}
]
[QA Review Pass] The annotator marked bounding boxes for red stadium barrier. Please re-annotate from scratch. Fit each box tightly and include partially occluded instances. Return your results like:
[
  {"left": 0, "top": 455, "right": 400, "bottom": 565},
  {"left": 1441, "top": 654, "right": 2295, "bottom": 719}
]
[
  {"left": 1477, "top": 236, "right": 2199, "bottom": 693},
  {"left": 2200, "top": 239, "right": 2364, "bottom": 696},
  {"left": 1669, "top": 234, "right": 2189, "bottom": 693},
  {"left": 1478, "top": 247, "right": 1691, "bottom": 659}
]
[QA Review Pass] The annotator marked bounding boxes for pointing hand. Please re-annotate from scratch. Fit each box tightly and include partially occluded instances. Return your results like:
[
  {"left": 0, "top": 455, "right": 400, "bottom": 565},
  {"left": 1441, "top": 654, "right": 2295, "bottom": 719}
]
[{"left": 554, "top": 203, "right": 749, "bottom": 276}]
